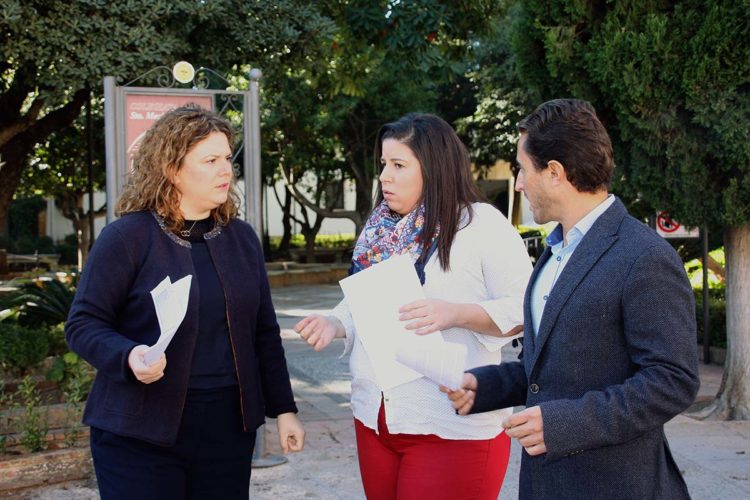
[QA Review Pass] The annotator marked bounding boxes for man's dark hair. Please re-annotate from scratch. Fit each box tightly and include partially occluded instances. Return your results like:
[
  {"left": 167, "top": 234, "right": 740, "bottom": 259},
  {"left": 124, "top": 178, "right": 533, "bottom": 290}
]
[{"left": 517, "top": 99, "right": 614, "bottom": 193}]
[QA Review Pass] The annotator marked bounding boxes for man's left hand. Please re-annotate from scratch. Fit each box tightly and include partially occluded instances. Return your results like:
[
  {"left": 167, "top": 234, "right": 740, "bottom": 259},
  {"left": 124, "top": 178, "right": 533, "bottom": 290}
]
[{"left": 502, "top": 406, "right": 547, "bottom": 456}]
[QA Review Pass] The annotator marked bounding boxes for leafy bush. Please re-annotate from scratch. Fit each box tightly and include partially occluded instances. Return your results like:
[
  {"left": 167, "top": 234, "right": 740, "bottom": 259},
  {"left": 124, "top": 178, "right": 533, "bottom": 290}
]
[
  {"left": 56, "top": 234, "right": 79, "bottom": 266},
  {"left": 46, "top": 351, "right": 93, "bottom": 403},
  {"left": 17, "top": 376, "right": 47, "bottom": 453},
  {"left": 694, "top": 286, "right": 727, "bottom": 349},
  {"left": 269, "top": 233, "right": 357, "bottom": 250},
  {"left": 0, "top": 277, "right": 77, "bottom": 327},
  {"left": 0, "top": 322, "right": 51, "bottom": 376},
  {"left": 47, "top": 322, "right": 69, "bottom": 356},
  {"left": 685, "top": 248, "right": 727, "bottom": 349}
]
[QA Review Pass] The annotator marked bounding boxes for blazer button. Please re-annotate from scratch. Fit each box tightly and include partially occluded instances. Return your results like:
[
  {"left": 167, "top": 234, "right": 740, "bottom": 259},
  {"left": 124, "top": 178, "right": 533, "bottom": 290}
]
[{"left": 529, "top": 383, "right": 540, "bottom": 394}]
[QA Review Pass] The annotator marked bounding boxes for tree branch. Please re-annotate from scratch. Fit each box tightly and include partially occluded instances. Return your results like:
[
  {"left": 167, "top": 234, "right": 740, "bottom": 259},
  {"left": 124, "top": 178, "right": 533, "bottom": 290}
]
[{"left": 278, "top": 164, "right": 362, "bottom": 224}]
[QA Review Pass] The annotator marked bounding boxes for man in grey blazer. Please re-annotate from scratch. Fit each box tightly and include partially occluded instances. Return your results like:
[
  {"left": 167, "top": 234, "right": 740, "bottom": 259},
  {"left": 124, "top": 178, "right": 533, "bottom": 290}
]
[{"left": 444, "top": 99, "right": 699, "bottom": 499}]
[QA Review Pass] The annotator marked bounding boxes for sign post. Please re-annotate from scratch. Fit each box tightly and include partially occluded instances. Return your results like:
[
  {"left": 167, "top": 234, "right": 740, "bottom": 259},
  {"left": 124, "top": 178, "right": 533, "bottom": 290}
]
[{"left": 655, "top": 211, "right": 699, "bottom": 238}]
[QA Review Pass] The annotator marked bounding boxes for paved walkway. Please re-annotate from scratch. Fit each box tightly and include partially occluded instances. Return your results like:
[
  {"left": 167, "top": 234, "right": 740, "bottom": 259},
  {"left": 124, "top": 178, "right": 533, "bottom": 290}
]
[
  {"left": 253, "top": 284, "right": 750, "bottom": 500},
  {"left": 27, "top": 283, "right": 750, "bottom": 499}
]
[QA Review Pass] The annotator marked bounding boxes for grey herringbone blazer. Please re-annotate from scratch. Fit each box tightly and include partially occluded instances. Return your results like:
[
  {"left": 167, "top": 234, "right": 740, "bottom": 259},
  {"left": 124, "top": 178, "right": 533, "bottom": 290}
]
[{"left": 470, "top": 198, "right": 699, "bottom": 499}]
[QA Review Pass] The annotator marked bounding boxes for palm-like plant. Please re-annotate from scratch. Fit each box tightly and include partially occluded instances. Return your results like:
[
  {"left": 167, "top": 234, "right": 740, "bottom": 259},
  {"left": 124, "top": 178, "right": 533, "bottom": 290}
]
[{"left": 0, "top": 277, "right": 77, "bottom": 327}]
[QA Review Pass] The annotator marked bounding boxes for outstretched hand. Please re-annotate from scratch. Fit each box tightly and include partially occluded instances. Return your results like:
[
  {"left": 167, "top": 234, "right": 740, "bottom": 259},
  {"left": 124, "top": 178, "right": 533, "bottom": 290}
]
[
  {"left": 294, "top": 314, "right": 342, "bottom": 351},
  {"left": 440, "top": 372, "right": 478, "bottom": 415}
]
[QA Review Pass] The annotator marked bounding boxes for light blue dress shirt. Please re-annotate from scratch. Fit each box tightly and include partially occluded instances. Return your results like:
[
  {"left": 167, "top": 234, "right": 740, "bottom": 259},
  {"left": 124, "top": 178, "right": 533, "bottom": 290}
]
[{"left": 530, "top": 195, "right": 616, "bottom": 336}]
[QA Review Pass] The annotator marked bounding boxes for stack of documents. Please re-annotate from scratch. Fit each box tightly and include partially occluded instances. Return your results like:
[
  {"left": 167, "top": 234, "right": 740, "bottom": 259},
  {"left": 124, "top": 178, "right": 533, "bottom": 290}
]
[{"left": 339, "top": 254, "right": 466, "bottom": 390}]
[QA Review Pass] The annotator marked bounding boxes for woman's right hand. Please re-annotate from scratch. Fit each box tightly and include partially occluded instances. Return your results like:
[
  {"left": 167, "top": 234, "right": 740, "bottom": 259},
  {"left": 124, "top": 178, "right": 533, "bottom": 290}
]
[
  {"left": 294, "top": 314, "right": 344, "bottom": 352},
  {"left": 127, "top": 345, "right": 167, "bottom": 384}
]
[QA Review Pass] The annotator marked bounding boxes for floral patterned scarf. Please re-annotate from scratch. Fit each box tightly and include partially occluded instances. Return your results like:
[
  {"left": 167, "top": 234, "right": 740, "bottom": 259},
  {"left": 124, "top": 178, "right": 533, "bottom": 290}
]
[{"left": 349, "top": 200, "right": 438, "bottom": 284}]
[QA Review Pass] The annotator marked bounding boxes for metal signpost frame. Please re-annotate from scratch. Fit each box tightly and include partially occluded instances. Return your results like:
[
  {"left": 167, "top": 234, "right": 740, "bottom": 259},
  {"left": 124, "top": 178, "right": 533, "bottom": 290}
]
[{"left": 103, "top": 65, "right": 263, "bottom": 234}]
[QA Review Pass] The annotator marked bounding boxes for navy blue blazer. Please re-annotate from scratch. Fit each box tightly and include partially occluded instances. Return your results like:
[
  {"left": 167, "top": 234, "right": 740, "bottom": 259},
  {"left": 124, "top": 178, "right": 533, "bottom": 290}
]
[
  {"left": 66, "top": 211, "right": 297, "bottom": 446},
  {"left": 470, "top": 198, "right": 699, "bottom": 499}
]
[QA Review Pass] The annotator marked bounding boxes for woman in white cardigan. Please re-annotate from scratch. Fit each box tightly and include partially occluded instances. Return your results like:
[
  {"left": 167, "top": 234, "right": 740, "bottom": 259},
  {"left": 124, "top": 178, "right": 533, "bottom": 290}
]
[{"left": 295, "top": 113, "right": 531, "bottom": 500}]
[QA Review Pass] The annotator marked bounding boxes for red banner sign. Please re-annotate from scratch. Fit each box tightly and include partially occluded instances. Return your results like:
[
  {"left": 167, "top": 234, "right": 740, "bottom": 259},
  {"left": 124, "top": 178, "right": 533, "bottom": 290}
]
[{"left": 125, "top": 94, "right": 213, "bottom": 168}]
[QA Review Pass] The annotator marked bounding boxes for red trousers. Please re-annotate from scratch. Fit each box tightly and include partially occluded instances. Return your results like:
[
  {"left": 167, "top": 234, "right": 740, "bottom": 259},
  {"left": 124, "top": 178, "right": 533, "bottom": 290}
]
[{"left": 354, "top": 403, "right": 511, "bottom": 500}]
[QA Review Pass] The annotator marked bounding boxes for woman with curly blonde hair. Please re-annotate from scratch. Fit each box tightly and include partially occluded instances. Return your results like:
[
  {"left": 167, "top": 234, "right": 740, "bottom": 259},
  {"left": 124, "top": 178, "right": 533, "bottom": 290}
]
[{"left": 67, "top": 104, "right": 304, "bottom": 500}]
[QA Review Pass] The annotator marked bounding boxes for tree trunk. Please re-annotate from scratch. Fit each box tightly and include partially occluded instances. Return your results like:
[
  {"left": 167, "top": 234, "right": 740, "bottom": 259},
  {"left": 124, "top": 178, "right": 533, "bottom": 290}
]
[
  {"left": 304, "top": 231, "right": 316, "bottom": 264},
  {"left": 354, "top": 176, "right": 373, "bottom": 236},
  {"left": 701, "top": 222, "right": 750, "bottom": 420},
  {"left": 0, "top": 88, "right": 88, "bottom": 236},
  {"left": 278, "top": 188, "right": 293, "bottom": 257}
]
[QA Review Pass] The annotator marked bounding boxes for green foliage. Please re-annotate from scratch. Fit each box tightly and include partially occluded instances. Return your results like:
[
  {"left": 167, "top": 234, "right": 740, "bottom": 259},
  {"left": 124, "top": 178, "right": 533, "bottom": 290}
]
[
  {"left": 508, "top": 0, "right": 750, "bottom": 228},
  {"left": 0, "top": 322, "right": 51, "bottom": 376},
  {"left": 47, "top": 351, "right": 92, "bottom": 447},
  {"left": 269, "top": 233, "right": 356, "bottom": 251},
  {"left": 262, "top": 0, "right": 510, "bottom": 236},
  {"left": 457, "top": 4, "right": 536, "bottom": 167},
  {"left": 0, "top": 0, "right": 337, "bottom": 232},
  {"left": 46, "top": 322, "right": 69, "bottom": 357},
  {"left": 0, "top": 277, "right": 76, "bottom": 328},
  {"left": 1, "top": 0, "right": 334, "bottom": 105},
  {"left": 694, "top": 286, "right": 727, "bottom": 349},
  {"left": 16, "top": 376, "right": 47, "bottom": 453},
  {"left": 684, "top": 248, "right": 726, "bottom": 289},
  {"left": 0, "top": 380, "right": 12, "bottom": 453},
  {"left": 46, "top": 351, "right": 93, "bottom": 402},
  {"left": 684, "top": 247, "right": 727, "bottom": 348},
  {"left": 7, "top": 196, "right": 45, "bottom": 242},
  {"left": 54, "top": 234, "right": 80, "bottom": 266}
]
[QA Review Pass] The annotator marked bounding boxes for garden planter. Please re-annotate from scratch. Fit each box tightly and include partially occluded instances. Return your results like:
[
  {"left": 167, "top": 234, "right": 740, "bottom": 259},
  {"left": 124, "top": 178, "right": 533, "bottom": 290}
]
[{"left": 0, "top": 446, "right": 92, "bottom": 496}]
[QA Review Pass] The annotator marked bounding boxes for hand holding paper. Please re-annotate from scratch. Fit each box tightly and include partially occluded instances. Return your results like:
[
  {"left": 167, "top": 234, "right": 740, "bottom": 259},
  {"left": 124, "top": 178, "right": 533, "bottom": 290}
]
[
  {"left": 128, "top": 344, "right": 166, "bottom": 384},
  {"left": 339, "top": 254, "right": 467, "bottom": 390},
  {"left": 143, "top": 275, "right": 192, "bottom": 366},
  {"left": 395, "top": 337, "right": 467, "bottom": 390}
]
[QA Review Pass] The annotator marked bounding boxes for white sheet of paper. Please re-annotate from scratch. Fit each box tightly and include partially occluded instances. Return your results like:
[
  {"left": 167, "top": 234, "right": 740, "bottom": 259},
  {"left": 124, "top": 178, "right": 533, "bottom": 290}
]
[
  {"left": 395, "top": 338, "right": 467, "bottom": 390},
  {"left": 339, "top": 254, "right": 465, "bottom": 390},
  {"left": 144, "top": 275, "right": 192, "bottom": 366}
]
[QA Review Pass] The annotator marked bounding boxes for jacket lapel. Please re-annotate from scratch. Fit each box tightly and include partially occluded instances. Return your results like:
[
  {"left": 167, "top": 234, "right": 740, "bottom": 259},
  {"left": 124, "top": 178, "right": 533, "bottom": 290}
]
[{"left": 527, "top": 198, "right": 627, "bottom": 372}]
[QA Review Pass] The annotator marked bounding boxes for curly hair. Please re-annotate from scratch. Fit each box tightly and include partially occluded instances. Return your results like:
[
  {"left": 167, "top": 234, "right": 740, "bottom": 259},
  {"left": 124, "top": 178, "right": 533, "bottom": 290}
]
[{"left": 116, "top": 104, "right": 240, "bottom": 232}]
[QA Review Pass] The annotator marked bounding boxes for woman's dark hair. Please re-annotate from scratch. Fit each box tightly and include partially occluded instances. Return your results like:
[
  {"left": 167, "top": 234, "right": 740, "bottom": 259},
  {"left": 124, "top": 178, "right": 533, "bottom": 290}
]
[
  {"left": 373, "top": 113, "right": 485, "bottom": 271},
  {"left": 517, "top": 99, "right": 614, "bottom": 193}
]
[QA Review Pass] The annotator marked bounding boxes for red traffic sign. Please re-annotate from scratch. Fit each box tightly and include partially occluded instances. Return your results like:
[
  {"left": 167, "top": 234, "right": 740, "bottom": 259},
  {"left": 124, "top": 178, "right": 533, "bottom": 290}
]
[
  {"left": 656, "top": 211, "right": 679, "bottom": 233},
  {"left": 655, "top": 211, "right": 699, "bottom": 238}
]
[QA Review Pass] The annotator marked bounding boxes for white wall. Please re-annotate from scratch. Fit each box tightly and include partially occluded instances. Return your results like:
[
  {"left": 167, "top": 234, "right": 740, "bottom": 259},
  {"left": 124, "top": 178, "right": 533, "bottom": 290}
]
[
  {"left": 44, "top": 193, "right": 108, "bottom": 242},
  {"left": 263, "top": 178, "right": 357, "bottom": 237}
]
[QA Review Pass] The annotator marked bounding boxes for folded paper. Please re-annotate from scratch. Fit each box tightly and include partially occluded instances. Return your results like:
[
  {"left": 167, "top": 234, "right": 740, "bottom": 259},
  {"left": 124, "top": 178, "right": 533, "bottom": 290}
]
[
  {"left": 144, "top": 275, "right": 192, "bottom": 366},
  {"left": 339, "top": 254, "right": 466, "bottom": 390}
]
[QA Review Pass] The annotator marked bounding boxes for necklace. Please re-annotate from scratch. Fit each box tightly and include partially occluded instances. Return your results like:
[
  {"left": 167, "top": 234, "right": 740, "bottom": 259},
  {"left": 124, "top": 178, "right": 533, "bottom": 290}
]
[{"left": 179, "top": 220, "right": 198, "bottom": 237}]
